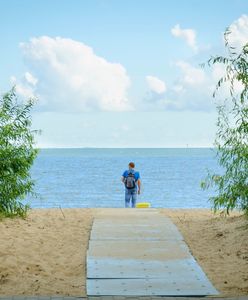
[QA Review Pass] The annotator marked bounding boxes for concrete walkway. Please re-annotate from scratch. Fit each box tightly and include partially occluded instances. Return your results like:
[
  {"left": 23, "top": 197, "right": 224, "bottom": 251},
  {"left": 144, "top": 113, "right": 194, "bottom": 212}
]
[{"left": 86, "top": 209, "right": 218, "bottom": 297}]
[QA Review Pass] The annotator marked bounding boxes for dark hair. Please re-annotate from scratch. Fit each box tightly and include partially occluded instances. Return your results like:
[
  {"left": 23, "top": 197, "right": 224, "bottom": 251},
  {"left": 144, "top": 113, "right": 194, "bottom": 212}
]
[{"left": 129, "top": 162, "right": 135, "bottom": 168}]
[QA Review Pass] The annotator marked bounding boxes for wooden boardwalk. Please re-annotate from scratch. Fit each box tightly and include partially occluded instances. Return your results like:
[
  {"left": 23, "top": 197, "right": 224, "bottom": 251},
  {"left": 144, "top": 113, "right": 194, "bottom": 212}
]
[
  {"left": 0, "top": 297, "right": 247, "bottom": 300},
  {"left": 86, "top": 209, "right": 218, "bottom": 296}
]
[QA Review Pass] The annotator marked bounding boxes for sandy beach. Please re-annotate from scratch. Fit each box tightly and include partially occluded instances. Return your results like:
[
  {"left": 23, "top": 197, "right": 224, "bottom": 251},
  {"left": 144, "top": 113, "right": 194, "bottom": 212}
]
[{"left": 0, "top": 208, "right": 247, "bottom": 297}]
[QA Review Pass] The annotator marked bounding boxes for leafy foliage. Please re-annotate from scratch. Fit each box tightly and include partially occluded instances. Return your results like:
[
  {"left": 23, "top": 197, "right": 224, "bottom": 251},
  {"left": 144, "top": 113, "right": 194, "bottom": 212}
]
[
  {"left": 201, "top": 30, "right": 248, "bottom": 215},
  {"left": 0, "top": 88, "right": 39, "bottom": 218}
]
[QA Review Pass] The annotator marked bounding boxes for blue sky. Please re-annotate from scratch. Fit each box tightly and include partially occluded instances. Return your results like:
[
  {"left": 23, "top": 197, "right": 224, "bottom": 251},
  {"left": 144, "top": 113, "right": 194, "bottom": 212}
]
[{"left": 1, "top": 0, "right": 248, "bottom": 147}]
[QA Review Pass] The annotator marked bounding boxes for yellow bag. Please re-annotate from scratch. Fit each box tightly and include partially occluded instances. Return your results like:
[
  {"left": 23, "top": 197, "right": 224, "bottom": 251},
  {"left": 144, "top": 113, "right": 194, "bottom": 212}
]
[{"left": 136, "top": 202, "right": 151, "bottom": 208}]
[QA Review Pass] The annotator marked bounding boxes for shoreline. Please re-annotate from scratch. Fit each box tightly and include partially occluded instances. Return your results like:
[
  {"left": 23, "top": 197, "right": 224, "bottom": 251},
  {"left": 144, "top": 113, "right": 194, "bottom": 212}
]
[{"left": 0, "top": 208, "right": 247, "bottom": 296}]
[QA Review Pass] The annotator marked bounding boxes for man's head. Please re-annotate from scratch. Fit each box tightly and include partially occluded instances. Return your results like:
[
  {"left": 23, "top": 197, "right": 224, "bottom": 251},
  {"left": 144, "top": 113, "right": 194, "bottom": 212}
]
[{"left": 128, "top": 162, "right": 135, "bottom": 170}]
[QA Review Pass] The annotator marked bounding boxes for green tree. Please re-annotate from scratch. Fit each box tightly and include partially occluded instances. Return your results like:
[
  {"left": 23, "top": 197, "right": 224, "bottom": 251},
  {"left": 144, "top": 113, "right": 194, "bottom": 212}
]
[
  {"left": 0, "top": 87, "right": 39, "bottom": 218},
  {"left": 201, "top": 30, "right": 248, "bottom": 215}
]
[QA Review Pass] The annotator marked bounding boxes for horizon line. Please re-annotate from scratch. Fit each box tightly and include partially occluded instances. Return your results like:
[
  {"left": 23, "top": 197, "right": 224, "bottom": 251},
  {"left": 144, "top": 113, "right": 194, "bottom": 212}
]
[{"left": 36, "top": 146, "right": 215, "bottom": 149}]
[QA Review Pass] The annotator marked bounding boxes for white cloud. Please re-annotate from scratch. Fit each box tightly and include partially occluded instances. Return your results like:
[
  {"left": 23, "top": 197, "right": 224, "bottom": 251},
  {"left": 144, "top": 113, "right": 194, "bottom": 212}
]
[
  {"left": 121, "top": 124, "right": 129, "bottom": 131},
  {"left": 143, "top": 61, "right": 215, "bottom": 112},
  {"left": 10, "top": 75, "right": 37, "bottom": 99},
  {"left": 15, "top": 36, "right": 132, "bottom": 112},
  {"left": 10, "top": 76, "right": 17, "bottom": 85},
  {"left": 172, "top": 85, "right": 184, "bottom": 93},
  {"left": 209, "top": 15, "right": 248, "bottom": 98},
  {"left": 171, "top": 24, "right": 198, "bottom": 52},
  {"left": 211, "top": 64, "right": 225, "bottom": 82},
  {"left": 163, "top": 15, "right": 248, "bottom": 112},
  {"left": 228, "top": 14, "right": 248, "bottom": 51},
  {"left": 175, "top": 61, "right": 206, "bottom": 85},
  {"left": 146, "top": 75, "right": 166, "bottom": 94},
  {"left": 164, "top": 59, "right": 241, "bottom": 112},
  {"left": 24, "top": 72, "right": 38, "bottom": 86},
  {"left": 164, "top": 65, "right": 211, "bottom": 111},
  {"left": 15, "top": 84, "right": 36, "bottom": 99}
]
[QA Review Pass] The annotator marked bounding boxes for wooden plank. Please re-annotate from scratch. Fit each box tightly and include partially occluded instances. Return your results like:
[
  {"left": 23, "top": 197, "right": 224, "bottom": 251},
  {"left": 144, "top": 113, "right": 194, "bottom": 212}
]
[
  {"left": 95, "top": 208, "right": 160, "bottom": 217},
  {"left": 87, "top": 257, "right": 205, "bottom": 279},
  {"left": 90, "top": 223, "right": 183, "bottom": 241},
  {"left": 87, "top": 240, "right": 190, "bottom": 260},
  {"left": 86, "top": 212, "right": 219, "bottom": 296},
  {"left": 87, "top": 278, "right": 218, "bottom": 296}
]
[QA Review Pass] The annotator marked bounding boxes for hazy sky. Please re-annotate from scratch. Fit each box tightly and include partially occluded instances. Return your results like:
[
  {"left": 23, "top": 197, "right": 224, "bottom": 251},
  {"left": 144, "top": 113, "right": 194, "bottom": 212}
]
[{"left": 1, "top": 0, "right": 247, "bottom": 147}]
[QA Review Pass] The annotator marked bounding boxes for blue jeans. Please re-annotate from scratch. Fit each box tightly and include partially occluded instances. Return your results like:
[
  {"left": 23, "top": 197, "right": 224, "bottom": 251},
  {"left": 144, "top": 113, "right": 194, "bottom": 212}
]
[{"left": 125, "top": 188, "right": 137, "bottom": 208}]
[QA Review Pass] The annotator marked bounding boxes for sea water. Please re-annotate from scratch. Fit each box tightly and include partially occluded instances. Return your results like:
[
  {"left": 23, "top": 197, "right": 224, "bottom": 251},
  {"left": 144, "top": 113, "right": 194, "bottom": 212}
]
[{"left": 26, "top": 148, "right": 221, "bottom": 208}]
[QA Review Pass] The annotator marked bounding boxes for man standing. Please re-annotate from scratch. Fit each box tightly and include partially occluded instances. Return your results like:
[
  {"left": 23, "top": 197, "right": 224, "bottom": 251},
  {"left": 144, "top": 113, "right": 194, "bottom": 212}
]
[{"left": 121, "top": 162, "right": 141, "bottom": 208}]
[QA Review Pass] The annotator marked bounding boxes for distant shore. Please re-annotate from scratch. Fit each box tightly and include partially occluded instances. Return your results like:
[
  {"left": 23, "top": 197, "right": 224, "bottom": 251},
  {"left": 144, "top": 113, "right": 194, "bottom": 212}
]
[{"left": 0, "top": 208, "right": 247, "bottom": 296}]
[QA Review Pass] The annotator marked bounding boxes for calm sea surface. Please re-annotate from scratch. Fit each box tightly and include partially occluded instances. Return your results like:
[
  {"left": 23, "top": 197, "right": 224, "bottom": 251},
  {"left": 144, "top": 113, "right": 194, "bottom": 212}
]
[{"left": 26, "top": 148, "right": 220, "bottom": 208}]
